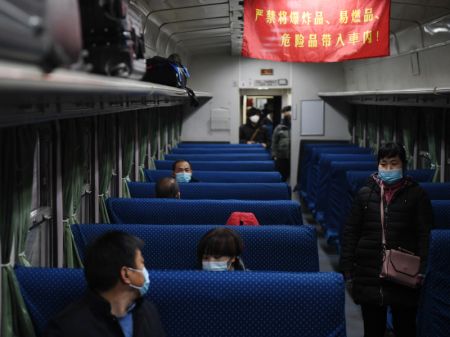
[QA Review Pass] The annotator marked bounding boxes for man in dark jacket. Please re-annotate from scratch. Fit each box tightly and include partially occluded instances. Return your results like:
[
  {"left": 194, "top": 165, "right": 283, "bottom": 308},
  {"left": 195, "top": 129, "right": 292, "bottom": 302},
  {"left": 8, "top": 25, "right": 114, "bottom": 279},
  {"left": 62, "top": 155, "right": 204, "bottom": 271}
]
[
  {"left": 340, "top": 142, "right": 432, "bottom": 337},
  {"left": 172, "top": 159, "right": 200, "bottom": 183},
  {"left": 45, "top": 231, "right": 166, "bottom": 337},
  {"left": 239, "top": 107, "right": 270, "bottom": 147},
  {"left": 271, "top": 106, "right": 291, "bottom": 181}
]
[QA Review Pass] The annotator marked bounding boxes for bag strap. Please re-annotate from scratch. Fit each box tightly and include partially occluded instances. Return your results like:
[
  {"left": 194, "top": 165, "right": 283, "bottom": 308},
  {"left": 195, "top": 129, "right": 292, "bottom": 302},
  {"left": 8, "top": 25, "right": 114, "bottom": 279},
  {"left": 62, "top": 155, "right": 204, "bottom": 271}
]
[
  {"left": 380, "top": 185, "right": 387, "bottom": 247},
  {"left": 250, "top": 128, "right": 260, "bottom": 141}
]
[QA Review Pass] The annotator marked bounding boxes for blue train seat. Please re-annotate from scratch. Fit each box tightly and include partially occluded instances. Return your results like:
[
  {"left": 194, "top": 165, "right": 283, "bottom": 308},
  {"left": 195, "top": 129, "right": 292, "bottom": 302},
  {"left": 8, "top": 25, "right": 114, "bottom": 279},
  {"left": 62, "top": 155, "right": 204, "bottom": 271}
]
[
  {"left": 128, "top": 182, "right": 291, "bottom": 200},
  {"left": 155, "top": 160, "right": 275, "bottom": 171},
  {"left": 178, "top": 143, "right": 263, "bottom": 148},
  {"left": 144, "top": 169, "right": 282, "bottom": 183},
  {"left": 165, "top": 153, "right": 272, "bottom": 161},
  {"left": 299, "top": 143, "right": 356, "bottom": 193},
  {"left": 431, "top": 200, "right": 450, "bottom": 229},
  {"left": 71, "top": 224, "right": 319, "bottom": 272},
  {"left": 16, "top": 267, "right": 346, "bottom": 337},
  {"left": 106, "top": 198, "right": 302, "bottom": 225},
  {"left": 346, "top": 170, "right": 437, "bottom": 196},
  {"left": 171, "top": 148, "right": 267, "bottom": 154},
  {"left": 419, "top": 183, "right": 450, "bottom": 200},
  {"left": 311, "top": 154, "right": 375, "bottom": 215},
  {"left": 417, "top": 230, "right": 450, "bottom": 337}
]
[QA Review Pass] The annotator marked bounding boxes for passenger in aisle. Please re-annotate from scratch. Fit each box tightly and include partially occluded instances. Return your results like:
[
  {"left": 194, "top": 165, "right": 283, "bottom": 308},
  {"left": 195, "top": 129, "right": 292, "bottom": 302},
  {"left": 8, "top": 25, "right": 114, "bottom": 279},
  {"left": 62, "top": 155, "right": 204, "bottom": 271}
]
[
  {"left": 172, "top": 159, "right": 199, "bottom": 183},
  {"left": 340, "top": 142, "right": 432, "bottom": 337},
  {"left": 197, "top": 227, "right": 246, "bottom": 271},
  {"left": 239, "top": 107, "right": 270, "bottom": 148},
  {"left": 45, "top": 231, "right": 165, "bottom": 337},
  {"left": 155, "top": 177, "right": 180, "bottom": 199},
  {"left": 271, "top": 105, "right": 291, "bottom": 182}
]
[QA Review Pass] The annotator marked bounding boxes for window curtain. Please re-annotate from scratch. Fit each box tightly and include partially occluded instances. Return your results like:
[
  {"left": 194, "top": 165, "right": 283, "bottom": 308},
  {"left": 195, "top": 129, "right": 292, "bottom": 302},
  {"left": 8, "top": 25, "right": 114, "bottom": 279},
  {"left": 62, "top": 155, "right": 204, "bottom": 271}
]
[
  {"left": 0, "top": 126, "right": 37, "bottom": 337},
  {"left": 175, "top": 108, "right": 183, "bottom": 145},
  {"left": 119, "top": 113, "right": 135, "bottom": 197},
  {"left": 425, "top": 112, "right": 440, "bottom": 182},
  {"left": 61, "top": 119, "right": 86, "bottom": 268},
  {"left": 380, "top": 107, "right": 395, "bottom": 144},
  {"left": 400, "top": 108, "right": 418, "bottom": 169},
  {"left": 148, "top": 111, "right": 158, "bottom": 169},
  {"left": 355, "top": 108, "right": 366, "bottom": 147},
  {"left": 138, "top": 110, "right": 151, "bottom": 181},
  {"left": 367, "top": 107, "right": 378, "bottom": 153},
  {"left": 98, "top": 116, "right": 115, "bottom": 223},
  {"left": 159, "top": 110, "right": 167, "bottom": 159}
]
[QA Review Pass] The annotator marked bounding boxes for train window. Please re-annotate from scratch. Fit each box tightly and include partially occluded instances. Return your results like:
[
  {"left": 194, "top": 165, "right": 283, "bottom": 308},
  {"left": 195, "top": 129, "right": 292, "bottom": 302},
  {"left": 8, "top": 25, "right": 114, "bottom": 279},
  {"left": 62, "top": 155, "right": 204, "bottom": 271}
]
[
  {"left": 398, "top": 107, "right": 419, "bottom": 170},
  {"left": 417, "top": 109, "right": 442, "bottom": 181},
  {"left": 380, "top": 106, "right": 396, "bottom": 145},
  {"left": 354, "top": 107, "right": 367, "bottom": 148}
]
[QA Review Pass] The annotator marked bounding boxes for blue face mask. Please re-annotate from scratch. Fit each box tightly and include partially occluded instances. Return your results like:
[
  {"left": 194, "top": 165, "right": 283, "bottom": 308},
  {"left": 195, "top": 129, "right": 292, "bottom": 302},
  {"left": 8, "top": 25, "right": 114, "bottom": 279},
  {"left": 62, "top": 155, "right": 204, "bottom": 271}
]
[
  {"left": 378, "top": 168, "right": 403, "bottom": 185},
  {"left": 128, "top": 267, "right": 150, "bottom": 296},
  {"left": 176, "top": 172, "right": 192, "bottom": 183},
  {"left": 202, "top": 260, "right": 229, "bottom": 272}
]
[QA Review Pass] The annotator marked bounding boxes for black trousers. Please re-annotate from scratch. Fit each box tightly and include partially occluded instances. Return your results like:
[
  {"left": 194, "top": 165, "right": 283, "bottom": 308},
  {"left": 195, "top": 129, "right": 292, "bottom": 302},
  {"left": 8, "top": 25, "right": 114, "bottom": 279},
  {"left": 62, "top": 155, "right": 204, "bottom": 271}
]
[
  {"left": 275, "top": 158, "right": 290, "bottom": 182},
  {"left": 361, "top": 304, "right": 417, "bottom": 337}
]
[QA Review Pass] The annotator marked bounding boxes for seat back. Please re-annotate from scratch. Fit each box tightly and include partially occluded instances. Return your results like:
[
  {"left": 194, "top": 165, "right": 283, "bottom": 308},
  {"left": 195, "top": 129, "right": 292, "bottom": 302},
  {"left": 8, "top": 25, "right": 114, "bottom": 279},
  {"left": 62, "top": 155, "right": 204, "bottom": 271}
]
[
  {"left": 420, "top": 183, "right": 450, "bottom": 200},
  {"left": 165, "top": 153, "right": 271, "bottom": 161},
  {"left": 431, "top": 200, "right": 450, "bottom": 229},
  {"left": 178, "top": 143, "right": 263, "bottom": 148},
  {"left": 144, "top": 170, "right": 282, "bottom": 183},
  {"left": 128, "top": 182, "right": 291, "bottom": 200},
  {"left": 155, "top": 160, "right": 275, "bottom": 171},
  {"left": 417, "top": 230, "right": 450, "bottom": 337},
  {"left": 106, "top": 198, "right": 302, "bottom": 225},
  {"left": 16, "top": 268, "right": 346, "bottom": 337},
  {"left": 144, "top": 170, "right": 281, "bottom": 183},
  {"left": 71, "top": 224, "right": 319, "bottom": 272},
  {"left": 171, "top": 148, "right": 267, "bottom": 154}
]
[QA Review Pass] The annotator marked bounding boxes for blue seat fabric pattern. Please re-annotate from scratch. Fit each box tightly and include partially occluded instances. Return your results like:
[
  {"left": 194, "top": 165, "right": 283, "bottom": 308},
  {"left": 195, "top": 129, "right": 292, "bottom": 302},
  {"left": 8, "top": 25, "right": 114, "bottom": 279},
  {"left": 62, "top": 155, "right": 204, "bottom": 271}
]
[
  {"left": 417, "top": 230, "right": 450, "bottom": 337},
  {"left": 155, "top": 160, "right": 275, "bottom": 171},
  {"left": 128, "top": 182, "right": 291, "bottom": 200},
  {"left": 165, "top": 153, "right": 271, "bottom": 161},
  {"left": 106, "top": 198, "right": 302, "bottom": 226},
  {"left": 16, "top": 267, "right": 346, "bottom": 337},
  {"left": 144, "top": 170, "right": 282, "bottom": 183},
  {"left": 71, "top": 224, "right": 319, "bottom": 272}
]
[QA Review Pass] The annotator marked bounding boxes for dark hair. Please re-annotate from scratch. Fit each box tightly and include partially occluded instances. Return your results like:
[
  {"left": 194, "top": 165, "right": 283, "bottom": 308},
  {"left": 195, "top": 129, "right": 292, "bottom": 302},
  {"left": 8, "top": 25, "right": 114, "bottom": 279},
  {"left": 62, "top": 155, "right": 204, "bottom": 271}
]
[
  {"left": 155, "top": 177, "right": 179, "bottom": 198},
  {"left": 377, "top": 142, "right": 407, "bottom": 168},
  {"left": 247, "top": 107, "right": 261, "bottom": 117},
  {"left": 196, "top": 227, "right": 244, "bottom": 270},
  {"left": 84, "top": 231, "right": 144, "bottom": 292},
  {"left": 172, "top": 159, "right": 192, "bottom": 171},
  {"left": 281, "top": 106, "right": 291, "bottom": 113}
]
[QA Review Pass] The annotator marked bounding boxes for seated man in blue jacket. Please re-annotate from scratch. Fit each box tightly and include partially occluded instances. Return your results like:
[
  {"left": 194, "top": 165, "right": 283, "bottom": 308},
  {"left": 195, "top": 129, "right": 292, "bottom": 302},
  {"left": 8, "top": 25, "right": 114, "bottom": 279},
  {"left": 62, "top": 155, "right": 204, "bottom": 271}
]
[{"left": 45, "top": 231, "right": 166, "bottom": 337}]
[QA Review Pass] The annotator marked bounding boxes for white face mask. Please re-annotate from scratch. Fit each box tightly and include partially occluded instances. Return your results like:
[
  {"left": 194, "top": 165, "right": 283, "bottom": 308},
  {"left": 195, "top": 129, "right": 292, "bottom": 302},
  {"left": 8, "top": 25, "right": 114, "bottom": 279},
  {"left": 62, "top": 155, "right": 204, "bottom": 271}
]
[
  {"left": 249, "top": 115, "right": 260, "bottom": 124},
  {"left": 202, "top": 260, "right": 229, "bottom": 272}
]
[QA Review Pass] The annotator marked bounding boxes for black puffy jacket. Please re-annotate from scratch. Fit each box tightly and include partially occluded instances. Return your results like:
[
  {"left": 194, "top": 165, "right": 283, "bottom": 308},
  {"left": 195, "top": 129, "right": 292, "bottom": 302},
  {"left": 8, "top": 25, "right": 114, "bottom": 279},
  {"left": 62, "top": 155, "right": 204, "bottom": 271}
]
[{"left": 340, "top": 176, "right": 432, "bottom": 307}]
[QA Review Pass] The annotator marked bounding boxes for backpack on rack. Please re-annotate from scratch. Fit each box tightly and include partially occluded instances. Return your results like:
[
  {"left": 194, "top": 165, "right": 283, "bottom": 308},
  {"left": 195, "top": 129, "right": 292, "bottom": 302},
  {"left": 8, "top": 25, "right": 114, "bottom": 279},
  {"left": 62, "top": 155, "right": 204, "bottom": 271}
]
[
  {"left": 0, "top": 0, "right": 82, "bottom": 71},
  {"left": 142, "top": 56, "right": 199, "bottom": 106},
  {"left": 142, "top": 56, "right": 190, "bottom": 88},
  {"left": 78, "top": 0, "right": 133, "bottom": 77}
]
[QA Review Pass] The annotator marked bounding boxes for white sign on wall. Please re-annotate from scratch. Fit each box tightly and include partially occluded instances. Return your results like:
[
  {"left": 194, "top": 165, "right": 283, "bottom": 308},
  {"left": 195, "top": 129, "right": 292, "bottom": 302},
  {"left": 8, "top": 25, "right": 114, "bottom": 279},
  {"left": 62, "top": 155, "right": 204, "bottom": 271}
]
[{"left": 300, "top": 100, "right": 325, "bottom": 136}]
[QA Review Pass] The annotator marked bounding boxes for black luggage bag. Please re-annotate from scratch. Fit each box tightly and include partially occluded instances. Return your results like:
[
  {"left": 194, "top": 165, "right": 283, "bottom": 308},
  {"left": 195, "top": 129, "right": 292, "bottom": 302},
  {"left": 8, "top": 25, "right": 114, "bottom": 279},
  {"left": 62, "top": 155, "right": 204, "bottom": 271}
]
[
  {"left": 0, "top": 0, "right": 82, "bottom": 71},
  {"left": 142, "top": 56, "right": 190, "bottom": 88},
  {"left": 78, "top": 0, "right": 133, "bottom": 77}
]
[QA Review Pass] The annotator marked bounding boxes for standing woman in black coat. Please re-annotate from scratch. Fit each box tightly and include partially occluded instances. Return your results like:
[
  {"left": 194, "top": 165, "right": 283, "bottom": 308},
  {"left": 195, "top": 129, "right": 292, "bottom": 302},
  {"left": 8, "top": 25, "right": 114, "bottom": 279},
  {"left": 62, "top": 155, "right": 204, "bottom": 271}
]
[
  {"left": 340, "top": 142, "right": 433, "bottom": 337},
  {"left": 239, "top": 107, "right": 270, "bottom": 148}
]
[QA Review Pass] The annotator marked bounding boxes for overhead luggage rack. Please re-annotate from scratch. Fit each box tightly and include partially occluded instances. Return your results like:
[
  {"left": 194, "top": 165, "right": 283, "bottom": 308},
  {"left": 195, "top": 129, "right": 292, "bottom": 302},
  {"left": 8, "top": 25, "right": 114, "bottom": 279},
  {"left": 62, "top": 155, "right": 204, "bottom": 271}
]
[
  {"left": 0, "top": 60, "right": 212, "bottom": 127},
  {"left": 318, "top": 88, "right": 450, "bottom": 107}
]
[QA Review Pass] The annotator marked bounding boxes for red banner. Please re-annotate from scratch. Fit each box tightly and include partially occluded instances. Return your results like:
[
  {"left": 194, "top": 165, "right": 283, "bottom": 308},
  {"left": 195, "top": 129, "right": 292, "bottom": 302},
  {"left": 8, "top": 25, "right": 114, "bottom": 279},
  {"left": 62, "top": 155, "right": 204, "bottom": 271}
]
[{"left": 242, "top": 0, "right": 390, "bottom": 62}]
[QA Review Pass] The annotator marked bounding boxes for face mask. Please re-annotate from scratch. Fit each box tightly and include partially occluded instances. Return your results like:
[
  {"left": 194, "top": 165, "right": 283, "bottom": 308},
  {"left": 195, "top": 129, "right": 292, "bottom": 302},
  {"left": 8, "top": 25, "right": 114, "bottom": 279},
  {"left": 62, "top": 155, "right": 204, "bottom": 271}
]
[
  {"left": 176, "top": 172, "right": 191, "bottom": 183},
  {"left": 249, "top": 115, "right": 260, "bottom": 124},
  {"left": 202, "top": 260, "right": 229, "bottom": 272},
  {"left": 128, "top": 267, "right": 150, "bottom": 296},
  {"left": 378, "top": 168, "right": 403, "bottom": 185}
]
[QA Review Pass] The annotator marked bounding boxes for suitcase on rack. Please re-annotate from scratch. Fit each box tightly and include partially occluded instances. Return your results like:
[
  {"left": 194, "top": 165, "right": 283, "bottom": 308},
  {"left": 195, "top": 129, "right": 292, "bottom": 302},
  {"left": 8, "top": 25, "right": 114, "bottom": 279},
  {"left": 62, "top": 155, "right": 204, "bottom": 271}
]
[
  {"left": 78, "top": 0, "right": 133, "bottom": 77},
  {"left": 0, "top": 0, "right": 82, "bottom": 71}
]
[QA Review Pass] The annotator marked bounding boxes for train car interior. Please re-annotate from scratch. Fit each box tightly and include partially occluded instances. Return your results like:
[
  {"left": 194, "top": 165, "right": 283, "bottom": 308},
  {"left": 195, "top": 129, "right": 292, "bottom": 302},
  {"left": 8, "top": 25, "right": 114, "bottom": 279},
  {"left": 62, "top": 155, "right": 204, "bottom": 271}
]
[{"left": 1, "top": 0, "right": 450, "bottom": 336}]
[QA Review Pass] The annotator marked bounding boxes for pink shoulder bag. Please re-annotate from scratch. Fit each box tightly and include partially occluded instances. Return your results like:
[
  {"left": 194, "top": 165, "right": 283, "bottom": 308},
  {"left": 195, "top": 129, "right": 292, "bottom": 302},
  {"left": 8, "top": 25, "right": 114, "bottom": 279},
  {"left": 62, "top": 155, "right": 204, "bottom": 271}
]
[{"left": 379, "top": 186, "right": 421, "bottom": 288}]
